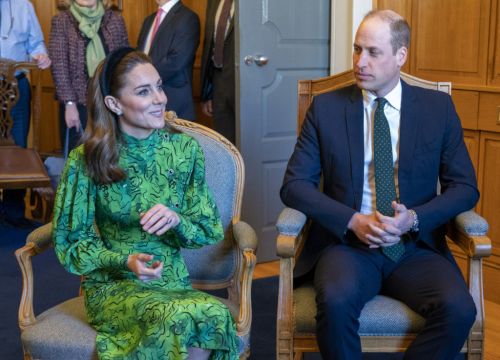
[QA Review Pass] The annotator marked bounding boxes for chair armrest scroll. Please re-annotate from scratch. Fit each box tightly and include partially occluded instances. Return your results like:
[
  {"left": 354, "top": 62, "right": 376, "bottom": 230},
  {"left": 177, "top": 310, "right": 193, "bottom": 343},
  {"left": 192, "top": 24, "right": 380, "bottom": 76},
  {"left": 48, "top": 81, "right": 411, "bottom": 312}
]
[
  {"left": 232, "top": 220, "right": 258, "bottom": 252},
  {"left": 26, "top": 222, "right": 53, "bottom": 254},
  {"left": 447, "top": 211, "right": 491, "bottom": 259},
  {"left": 276, "top": 207, "right": 307, "bottom": 236},
  {"left": 276, "top": 208, "right": 307, "bottom": 259}
]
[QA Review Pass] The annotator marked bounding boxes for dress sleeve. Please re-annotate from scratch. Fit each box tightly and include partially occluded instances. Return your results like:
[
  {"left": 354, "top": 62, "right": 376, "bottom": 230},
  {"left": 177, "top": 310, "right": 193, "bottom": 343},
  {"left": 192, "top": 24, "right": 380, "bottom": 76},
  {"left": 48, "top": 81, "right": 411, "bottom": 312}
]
[
  {"left": 52, "top": 149, "right": 129, "bottom": 276},
  {"left": 171, "top": 141, "right": 224, "bottom": 248}
]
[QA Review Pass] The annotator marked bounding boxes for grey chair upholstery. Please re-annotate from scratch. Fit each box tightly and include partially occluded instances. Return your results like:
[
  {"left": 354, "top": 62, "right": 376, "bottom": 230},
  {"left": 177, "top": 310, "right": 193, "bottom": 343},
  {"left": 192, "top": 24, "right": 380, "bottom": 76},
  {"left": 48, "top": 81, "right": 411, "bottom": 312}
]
[
  {"left": 276, "top": 71, "right": 492, "bottom": 359},
  {"left": 16, "top": 118, "right": 258, "bottom": 360}
]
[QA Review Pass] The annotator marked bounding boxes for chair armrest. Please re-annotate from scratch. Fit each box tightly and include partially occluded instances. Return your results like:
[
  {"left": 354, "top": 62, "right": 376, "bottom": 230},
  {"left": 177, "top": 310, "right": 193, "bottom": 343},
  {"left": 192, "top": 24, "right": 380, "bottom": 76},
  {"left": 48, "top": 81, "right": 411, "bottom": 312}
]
[
  {"left": 276, "top": 207, "right": 307, "bottom": 356},
  {"left": 276, "top": 207, "right": 307, "bottom": 258},
  {"left": 26, "top": 222, "right": 53, "bottom": 254},
  {"left": 276, "top": 207, "right": 307, "bottom": 236},
  {"left": 447, "top": 211, "right": 491, "bottom": 259},
  {"left": 233, "top": 220, "right": 258, "bottom": 252},
  {"left": 15, "top": 223, "right": 53, "bottom": 332},
  {"left": 232, "top": 220, "right": 257, "bottom": 336}
]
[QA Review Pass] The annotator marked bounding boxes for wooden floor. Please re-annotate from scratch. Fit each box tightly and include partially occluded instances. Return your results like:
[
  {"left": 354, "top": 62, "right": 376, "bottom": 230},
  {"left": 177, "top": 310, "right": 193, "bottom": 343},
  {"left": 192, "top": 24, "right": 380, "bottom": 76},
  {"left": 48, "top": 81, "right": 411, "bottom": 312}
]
[{"left": 254, "top": 261, "right": 500, "bottom": 360}]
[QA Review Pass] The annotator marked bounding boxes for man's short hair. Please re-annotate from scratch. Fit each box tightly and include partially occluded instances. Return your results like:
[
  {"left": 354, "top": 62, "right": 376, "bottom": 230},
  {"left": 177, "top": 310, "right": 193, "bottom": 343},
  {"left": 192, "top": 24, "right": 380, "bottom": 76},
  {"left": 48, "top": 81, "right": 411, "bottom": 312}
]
[{"left": 364, "top": 10, "right": 410, "bottom": 55}]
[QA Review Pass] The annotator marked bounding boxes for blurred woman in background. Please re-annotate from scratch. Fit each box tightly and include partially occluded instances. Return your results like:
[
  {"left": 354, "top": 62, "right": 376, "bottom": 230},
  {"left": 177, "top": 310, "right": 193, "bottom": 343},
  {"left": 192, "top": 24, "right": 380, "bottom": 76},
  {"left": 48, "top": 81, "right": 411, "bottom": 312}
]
[{"left": 49, "top": 0, "right": 129, "bottom": 151}]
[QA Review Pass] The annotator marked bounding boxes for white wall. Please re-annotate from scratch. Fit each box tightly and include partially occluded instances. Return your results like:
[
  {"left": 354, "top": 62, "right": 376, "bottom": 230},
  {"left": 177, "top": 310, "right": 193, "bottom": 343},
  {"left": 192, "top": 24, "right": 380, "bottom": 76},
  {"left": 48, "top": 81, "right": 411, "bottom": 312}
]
[{"left": 330, "top": 0, "right": 373, "bottom": 74}]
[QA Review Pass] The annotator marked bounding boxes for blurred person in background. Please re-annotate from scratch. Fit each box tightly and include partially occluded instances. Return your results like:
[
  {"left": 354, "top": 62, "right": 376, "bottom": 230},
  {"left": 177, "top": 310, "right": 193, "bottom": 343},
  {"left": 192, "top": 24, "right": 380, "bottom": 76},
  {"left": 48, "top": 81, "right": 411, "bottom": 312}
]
[
  {"left": 138, "top": 0, "right": 200, "bottom": 120},
  {"left": 49, "top": 0, "right": 129, "bottom": 152}
]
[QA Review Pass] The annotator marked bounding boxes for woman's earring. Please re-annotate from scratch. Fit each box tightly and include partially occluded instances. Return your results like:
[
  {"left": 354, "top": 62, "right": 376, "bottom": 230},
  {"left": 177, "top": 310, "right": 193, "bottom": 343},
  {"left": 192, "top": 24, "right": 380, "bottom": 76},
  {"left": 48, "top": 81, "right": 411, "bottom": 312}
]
[{"left": 116, "top": 110, "right": 123, "bottom": 116}]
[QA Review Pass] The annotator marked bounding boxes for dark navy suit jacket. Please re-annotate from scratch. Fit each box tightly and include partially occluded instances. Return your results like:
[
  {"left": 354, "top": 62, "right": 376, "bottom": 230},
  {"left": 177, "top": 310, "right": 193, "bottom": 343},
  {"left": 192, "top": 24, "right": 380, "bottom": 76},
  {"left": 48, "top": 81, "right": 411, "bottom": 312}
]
[
  {"left": 281, "top": 80, "right": 479, "bottom": 277},
  {"left": 137, "top": 1, "right": 200, "bottom": 120}
]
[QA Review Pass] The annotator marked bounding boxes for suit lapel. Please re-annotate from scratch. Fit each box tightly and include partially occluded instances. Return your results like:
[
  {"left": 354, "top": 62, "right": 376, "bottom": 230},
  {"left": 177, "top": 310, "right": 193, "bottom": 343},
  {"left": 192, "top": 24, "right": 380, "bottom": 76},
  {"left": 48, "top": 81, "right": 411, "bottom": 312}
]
[
  {"left": 138, "top": 14, "right": 155, "bottom": 51},
  {"left": 151, "top": 1, "right": 183, "bottom": 49},
  {"left": 398, "top": 80, "right": 418, "bottom": 202},
  {"left": 345, "top": 87, "right": 365, "bottom": 210}
]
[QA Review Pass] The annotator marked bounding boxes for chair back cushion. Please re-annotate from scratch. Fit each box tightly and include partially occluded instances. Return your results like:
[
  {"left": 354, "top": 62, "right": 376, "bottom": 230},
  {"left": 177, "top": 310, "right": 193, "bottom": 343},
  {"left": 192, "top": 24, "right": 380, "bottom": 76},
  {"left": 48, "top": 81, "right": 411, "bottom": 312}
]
[{"left": 173, "top": 120, "right": 242, "bottom": 285}]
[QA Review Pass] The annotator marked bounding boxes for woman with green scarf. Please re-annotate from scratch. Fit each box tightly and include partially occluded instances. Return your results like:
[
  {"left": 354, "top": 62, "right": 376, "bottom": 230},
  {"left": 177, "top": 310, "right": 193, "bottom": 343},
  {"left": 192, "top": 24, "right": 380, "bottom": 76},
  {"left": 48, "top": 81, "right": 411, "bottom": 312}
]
[{"left": 50, "top": 0, "right": 129, "bottom": 151}]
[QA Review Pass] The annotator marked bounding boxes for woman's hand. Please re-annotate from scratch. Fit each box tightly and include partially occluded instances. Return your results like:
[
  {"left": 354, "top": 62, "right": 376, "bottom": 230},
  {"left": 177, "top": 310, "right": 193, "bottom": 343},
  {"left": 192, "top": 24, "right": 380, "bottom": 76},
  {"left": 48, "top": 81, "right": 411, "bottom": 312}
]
[
  {"left": 65, "top": 103, "right": 81, "bottom": 130},
  {"left": 127, "top": 253, "right": 163, "bottom": 282},
  {"left": 140, "top": 204, "right": 180, "bottom": 236}
]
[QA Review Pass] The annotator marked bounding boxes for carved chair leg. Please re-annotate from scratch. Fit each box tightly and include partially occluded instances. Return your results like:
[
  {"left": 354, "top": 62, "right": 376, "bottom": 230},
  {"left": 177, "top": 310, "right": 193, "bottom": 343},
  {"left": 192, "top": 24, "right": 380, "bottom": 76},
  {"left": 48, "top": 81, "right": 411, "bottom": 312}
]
[{"left": 293, "top": 351, "right": 303, "bottom": 360}]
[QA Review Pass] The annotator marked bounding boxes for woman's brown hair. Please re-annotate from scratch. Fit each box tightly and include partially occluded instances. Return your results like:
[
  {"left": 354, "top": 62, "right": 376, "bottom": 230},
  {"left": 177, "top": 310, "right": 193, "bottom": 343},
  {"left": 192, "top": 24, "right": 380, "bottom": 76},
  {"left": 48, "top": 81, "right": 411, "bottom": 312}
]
[{"left": 83, "top": 50, "right": 175, "bottom": 184}]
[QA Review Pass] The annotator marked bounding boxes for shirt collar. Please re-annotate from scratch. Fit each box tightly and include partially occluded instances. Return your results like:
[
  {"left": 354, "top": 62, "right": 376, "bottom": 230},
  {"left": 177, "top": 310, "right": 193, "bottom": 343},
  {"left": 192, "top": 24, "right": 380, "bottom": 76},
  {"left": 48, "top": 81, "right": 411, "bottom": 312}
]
[
  {"left": 362, "top": 79, "right": 402, "bottom": 111},
  {"left": 159, "top": 0, "right": 179, "bottom": 14}
]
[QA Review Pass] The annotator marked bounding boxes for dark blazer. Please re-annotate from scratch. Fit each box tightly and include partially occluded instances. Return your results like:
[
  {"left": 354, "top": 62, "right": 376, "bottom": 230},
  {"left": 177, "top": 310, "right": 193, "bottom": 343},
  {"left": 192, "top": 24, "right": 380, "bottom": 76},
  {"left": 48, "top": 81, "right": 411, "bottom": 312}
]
[
  {"left": 200, "top": 0, "right": 235, "bottom": 102},
  {"left": 281, "top": 80, "right": 479, "bottom": 277},
  {"left": 137, "top": 1, "right": 200, "bottom": 120}
]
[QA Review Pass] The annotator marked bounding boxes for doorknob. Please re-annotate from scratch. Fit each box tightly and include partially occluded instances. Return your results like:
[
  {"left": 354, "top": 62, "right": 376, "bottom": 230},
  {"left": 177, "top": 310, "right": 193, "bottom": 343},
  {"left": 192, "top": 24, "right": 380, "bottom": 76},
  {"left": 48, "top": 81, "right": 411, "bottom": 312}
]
[
  {"left": 244, "top": 55, "right": 269, "bottom": 66},
  {"left": 254, "top": 55, "right": 269, "bottom": 66}
]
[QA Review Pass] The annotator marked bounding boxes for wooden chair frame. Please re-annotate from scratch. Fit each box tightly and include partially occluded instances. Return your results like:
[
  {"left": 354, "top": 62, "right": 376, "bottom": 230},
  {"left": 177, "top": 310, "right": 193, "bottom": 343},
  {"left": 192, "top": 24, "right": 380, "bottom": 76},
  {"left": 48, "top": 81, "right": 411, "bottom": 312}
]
[
  {"left": 276, "top": 70, "right": 491, "bottom": 359},
  {"left": 0, "top": 59, "right": 50, "bottom": 189}
]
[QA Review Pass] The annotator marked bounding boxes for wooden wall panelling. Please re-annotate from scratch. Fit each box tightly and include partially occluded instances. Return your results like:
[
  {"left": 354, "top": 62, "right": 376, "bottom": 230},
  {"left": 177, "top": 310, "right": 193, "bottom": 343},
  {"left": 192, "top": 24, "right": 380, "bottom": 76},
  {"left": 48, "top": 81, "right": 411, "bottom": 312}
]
[
  {"left": 479, "top": 92, "right": 500, "bottom": 133},
  {"left": 477, "top": 131, "right": 500, "bottom": 256},
  {"left": 410, "top": 0, "right": 491, "bottom": 85},
  {"left": 31, "top": 0, "right": 60, "bottom": 156},
  {"left": 452, "top": 90, "right": 479, "bottom": 130},
  {"left": 116, "top": 0, "right": 157, "bottom": 47},
  {"left": 477, "top": 131, "right": 500, "bottom": 303},
  {"left": 488, "top": 0, "right": 500, "bottom": 86},
  {"left": 374, "top": 0, "right": 412, "bottom": 74}
]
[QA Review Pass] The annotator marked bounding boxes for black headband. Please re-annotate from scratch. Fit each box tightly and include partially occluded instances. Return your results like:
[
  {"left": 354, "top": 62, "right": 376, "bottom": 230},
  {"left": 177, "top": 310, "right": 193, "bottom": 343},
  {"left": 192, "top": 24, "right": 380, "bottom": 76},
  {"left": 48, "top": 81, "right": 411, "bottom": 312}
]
[{"left": 99, "top": 46, "right": 135, "bottom": 98}]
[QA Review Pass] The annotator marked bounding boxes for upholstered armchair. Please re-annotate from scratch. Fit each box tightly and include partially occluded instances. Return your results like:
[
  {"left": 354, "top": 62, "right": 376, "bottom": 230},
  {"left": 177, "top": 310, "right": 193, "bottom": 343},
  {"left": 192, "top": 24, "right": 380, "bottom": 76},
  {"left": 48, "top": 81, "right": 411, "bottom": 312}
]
[
  {"left": 275, "top": 71, "right": 492, "bottom": 359},
  {"left": 16, "top": 118, "right": 258, "bottom": 360}
]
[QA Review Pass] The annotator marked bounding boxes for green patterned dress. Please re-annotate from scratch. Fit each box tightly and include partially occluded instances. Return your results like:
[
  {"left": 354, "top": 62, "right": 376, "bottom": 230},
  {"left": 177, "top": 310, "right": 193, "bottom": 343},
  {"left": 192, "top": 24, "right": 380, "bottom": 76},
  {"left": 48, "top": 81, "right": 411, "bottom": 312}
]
[{"left": 52, "top": 129, "right": 239, "bottom": 360}]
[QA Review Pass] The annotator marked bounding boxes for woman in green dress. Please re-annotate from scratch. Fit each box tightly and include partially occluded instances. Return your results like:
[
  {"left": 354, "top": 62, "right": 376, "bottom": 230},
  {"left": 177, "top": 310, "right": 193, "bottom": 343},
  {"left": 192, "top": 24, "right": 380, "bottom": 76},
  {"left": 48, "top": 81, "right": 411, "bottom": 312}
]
[{"left": 52, "top": 48, "right": 239, "bottom": 360}]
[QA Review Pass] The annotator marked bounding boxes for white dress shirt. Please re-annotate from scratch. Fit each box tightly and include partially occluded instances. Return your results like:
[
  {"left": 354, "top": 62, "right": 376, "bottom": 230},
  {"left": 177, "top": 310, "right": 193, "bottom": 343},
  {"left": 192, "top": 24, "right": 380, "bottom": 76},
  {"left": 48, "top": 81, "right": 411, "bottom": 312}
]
[{"left": 360, "top": 80, "right": 402, "bottom": 215}]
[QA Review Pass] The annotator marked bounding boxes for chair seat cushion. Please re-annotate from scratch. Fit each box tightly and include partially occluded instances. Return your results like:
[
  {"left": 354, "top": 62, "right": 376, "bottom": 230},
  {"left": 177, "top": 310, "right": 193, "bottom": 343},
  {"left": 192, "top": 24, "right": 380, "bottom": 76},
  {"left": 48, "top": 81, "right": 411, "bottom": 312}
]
[
  {"left": 294, "top": 285, "right": 425, "bottom": 336},
  {"left": 22, "top": 295, "right": 249, "bottom": 359},
  {"left": 21, "top": 297, "right": 97, "bottom": 360}
]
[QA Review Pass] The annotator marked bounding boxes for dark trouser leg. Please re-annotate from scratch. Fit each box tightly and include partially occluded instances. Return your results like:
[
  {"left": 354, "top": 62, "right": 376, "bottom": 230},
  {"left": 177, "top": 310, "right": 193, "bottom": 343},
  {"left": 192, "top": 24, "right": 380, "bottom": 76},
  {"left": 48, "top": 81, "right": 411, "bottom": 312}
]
[
  {"left": 212, "top": 68, "right": 235, "bottom": 144},
  {"left": 313, "top": 244, "right": 384, "bottom": 360},
  {"left": 382, "top": 244, "right": 476, "bottom": 360},
  {"left": 2, "top": 76, "right": 31, "bottom": 221},
  {"left": 59, "top": 103, "right": 87, "bottom": 153}
]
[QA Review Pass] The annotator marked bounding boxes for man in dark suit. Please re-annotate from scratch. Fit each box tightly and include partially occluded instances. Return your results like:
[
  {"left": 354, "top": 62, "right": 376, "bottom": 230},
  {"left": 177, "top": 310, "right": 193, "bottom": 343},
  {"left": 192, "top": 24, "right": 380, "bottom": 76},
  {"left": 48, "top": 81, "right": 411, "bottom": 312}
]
[
  {"left": 200, "top": 0, "right": 235, "bottom": 144},
  {"left": 137, "top": 0, "right": 199, "bottom": 120},
  {"left": 281, "top": 10, "right": 479, "bottom": 359}
]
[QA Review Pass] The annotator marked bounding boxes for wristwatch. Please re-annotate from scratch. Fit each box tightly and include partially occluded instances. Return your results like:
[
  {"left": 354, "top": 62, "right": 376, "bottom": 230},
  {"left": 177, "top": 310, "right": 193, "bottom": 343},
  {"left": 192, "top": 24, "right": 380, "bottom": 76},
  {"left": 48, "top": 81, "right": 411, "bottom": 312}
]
[{"left": 408, "top": 209, "right": 419, "bottom": 232}]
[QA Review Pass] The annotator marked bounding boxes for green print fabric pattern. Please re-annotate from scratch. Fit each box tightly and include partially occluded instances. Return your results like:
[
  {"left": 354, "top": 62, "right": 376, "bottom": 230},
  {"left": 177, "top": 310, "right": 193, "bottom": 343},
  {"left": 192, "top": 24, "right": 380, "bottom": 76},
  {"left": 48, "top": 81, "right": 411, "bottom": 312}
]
[{"left": 52, "top": 129, "right": 239, "bottom": 359}]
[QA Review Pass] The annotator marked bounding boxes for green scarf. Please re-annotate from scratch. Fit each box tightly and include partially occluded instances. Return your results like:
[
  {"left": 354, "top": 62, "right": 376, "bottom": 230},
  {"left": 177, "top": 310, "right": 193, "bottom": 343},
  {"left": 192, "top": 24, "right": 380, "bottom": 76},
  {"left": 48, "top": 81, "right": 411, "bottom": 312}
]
[{"left": 70, "top": 1, "right": 106, "bottom": 77}]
